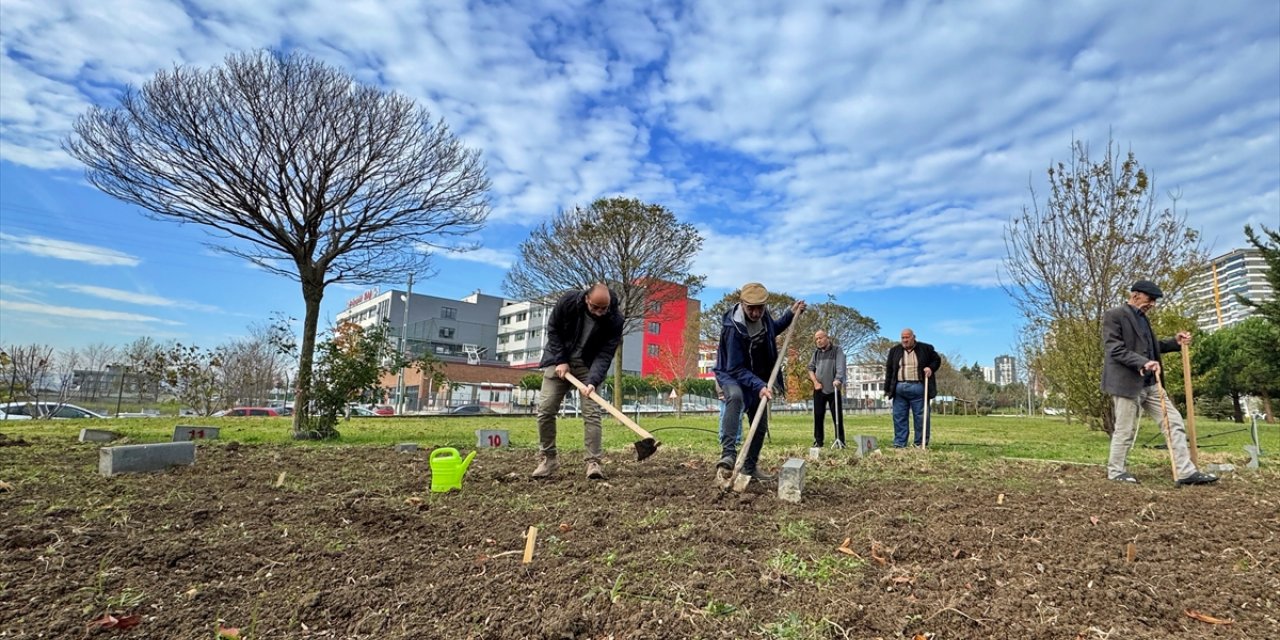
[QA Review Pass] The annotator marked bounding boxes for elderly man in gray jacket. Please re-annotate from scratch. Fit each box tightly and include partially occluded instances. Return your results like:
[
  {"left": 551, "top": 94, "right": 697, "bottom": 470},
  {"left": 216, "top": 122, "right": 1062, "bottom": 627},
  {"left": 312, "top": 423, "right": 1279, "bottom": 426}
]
[{"left": 1102, "top": 280, "right": 1217, "bottom": 486}]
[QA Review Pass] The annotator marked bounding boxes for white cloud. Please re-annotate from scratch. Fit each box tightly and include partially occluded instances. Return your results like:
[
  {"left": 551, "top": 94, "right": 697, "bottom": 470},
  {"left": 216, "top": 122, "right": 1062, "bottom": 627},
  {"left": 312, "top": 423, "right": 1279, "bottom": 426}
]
[
  {"left": 52, "top": 283, "right": 221, "bottom": 313},
  {"left": 0, "top": 233, "right": 141, "bottom": 266},
  {"left": 0, "top": 299, "right": 182, "bottom": 325},
  {"left": 438, "top": 247, "right": 515, "bottom": 270}
]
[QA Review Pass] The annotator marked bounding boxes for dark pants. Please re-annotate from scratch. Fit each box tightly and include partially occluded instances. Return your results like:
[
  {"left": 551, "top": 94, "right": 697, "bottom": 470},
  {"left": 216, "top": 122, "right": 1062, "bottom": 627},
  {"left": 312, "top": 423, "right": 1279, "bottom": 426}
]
[
  {"left": 892, "top": 381, "right": 929, "bottom": 447},
  {"left": 719, "top": 382, "right": 768, "bottom": 471},
  {"left": 812, "top": 389, "right": 844, "bottom": 445}
]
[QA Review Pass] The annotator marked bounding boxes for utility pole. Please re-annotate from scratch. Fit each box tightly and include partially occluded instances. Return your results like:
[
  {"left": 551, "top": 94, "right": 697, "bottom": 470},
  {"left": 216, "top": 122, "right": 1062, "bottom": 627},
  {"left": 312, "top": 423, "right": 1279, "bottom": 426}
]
[{"left": 396, "top": 273, "right": 414, "bottom": 415}]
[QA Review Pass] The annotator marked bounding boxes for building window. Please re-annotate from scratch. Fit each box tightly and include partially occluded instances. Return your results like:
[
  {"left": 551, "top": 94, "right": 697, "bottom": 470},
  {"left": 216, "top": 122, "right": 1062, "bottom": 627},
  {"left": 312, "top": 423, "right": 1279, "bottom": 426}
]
[
  {"left": 439, "top": 327, "right": 455, "bottom": 339},
  {"left": 516, "top": 312, "right": 527, "bottom": 322},
  {"left": 648, "top": 322, "right": 660, "bottom": 334},
  {"left": 499, "top": 316, "right": 511, "bottom": 325},
  {"left": 441, "top": 306, "right": 457, "bottom": 320},
  {"left": 515, "top": 331, "right": 525, "bottom": 340},
  {"left": 649, "top": 301, "right": 663, "bottom": 314},
  {"left": 647, "top": 344, "right": 660, "bottom": 357}
]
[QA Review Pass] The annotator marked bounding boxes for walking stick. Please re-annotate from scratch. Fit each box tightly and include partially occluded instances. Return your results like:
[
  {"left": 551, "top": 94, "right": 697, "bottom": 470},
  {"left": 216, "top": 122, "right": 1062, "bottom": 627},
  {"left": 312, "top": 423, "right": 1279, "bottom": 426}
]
[
  {"left": 832, "top": 383, "right": 846, "bottom": 449},
  {"left": 922, "top": 376, "right": 930, "bottom": 450},
  {"left": 1154, "top": 369, "right": 1181, "bottom": 482},
  {"left": 1180, "top": 343, "right": 1199, "bottom": 465}
]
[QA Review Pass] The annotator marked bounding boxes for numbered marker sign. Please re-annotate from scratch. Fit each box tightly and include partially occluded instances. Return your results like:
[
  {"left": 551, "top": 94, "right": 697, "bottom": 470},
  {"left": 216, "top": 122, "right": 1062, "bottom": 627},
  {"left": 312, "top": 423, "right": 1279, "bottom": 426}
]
[
  {"left": 475, "top": 429, "right": 509, "bottom": 449},
  {"left": 173, "top": 426, "right": 220, "bottom": 442}
]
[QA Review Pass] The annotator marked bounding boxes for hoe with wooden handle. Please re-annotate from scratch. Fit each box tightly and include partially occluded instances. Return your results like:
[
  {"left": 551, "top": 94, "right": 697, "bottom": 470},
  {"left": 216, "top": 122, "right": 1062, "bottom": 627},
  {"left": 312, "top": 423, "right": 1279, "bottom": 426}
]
[{"left": 563, "top": 372, "right": 660, "bottom": 461}]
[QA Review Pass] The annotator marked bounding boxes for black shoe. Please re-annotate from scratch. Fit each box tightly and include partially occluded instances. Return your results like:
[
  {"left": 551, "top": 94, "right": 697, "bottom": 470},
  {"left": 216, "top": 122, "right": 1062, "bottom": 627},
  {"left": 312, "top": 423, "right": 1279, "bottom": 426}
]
[
  {"left": 811, "top": 441, "right": 823, "bottom": 448},
  {"left": 715, "top": 455, "right": 734, "bottom": 470},
  {"left": 1176, "top": 471, "right": 1219, "bottom": 486},
  {"left": 1110, "top": 472, "right": 1140, "bottom": 484},
  {"left": 742, "top": 467, "right": 774, "bottom": 482}
]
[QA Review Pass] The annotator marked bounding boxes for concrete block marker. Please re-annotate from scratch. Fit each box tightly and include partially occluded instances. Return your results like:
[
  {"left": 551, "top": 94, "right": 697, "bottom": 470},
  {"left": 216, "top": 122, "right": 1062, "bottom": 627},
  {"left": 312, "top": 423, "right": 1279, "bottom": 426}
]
[
  {"left": 807, "top": 447, "right": 821, "bottom": 461},
  {"left": 856, "top": 435, "right": 879, "bottom": 457},
  {"left": 778, "top": 458, "right": 806, "bottom": 503},
  {"left": 1244, "top": 445, "right": 1260, "bottom": 471},
  {"left": 79, "top": 429, "right": 120, "bottom": 443},
  {"left": 395, "top": 443, "right": 418, "bottom": 453},
  {"left": 476, "top": 429, "right": 509, "bottom": 448},
  {"left": 1204, "top": 463, "right": 1235, "bottom": 476},
  {"left": 173, "top": 426, "right": 220, "bottom": 442},
  {"left": 99, "top": 442, "right": 196, "bottom": 477}
]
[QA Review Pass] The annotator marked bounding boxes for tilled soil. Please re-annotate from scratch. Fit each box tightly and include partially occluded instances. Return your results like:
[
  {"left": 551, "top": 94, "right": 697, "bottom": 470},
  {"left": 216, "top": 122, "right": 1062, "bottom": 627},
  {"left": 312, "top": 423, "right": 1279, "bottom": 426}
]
[{"left": 1, "top": 438, "right": 1276, "bottom": 639}]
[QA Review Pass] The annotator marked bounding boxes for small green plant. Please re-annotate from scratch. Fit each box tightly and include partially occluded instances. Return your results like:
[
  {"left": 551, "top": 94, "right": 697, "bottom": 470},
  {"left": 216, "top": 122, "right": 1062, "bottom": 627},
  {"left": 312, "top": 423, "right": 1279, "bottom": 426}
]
[
  {"left": 765, "top": 550, "right": 864, "bottom": 583},
  {"left": 779, "top": 519, "right": 814, "bottom": 541},
  {"left": 704, "top": 598, "right": 737, "bottom": 616},
  {"left": 760, "top": 612, "right": 826, "bottom": 639},
  {"left": 600, "top": 550, "right": 618, "bottom": 567},
  {"left": 637, "top": 508, "right": 671, "bottom": 528}
]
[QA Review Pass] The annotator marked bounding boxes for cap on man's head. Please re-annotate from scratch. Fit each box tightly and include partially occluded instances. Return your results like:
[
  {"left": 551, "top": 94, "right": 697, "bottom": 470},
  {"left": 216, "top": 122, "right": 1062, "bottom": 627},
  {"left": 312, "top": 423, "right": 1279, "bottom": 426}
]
[
  {"left": 1130, "top": 280, "right": 1164, "bottom": 299},
  {"left": 740, "top": 283, "right": 768, "bottom": 305}
]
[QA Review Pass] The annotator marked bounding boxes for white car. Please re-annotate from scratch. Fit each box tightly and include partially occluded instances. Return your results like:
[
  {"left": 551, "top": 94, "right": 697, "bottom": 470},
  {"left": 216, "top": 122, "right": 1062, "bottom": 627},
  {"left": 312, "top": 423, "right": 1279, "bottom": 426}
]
[{"left": 0, "top": 401, "right": 109, "bottom": 420}]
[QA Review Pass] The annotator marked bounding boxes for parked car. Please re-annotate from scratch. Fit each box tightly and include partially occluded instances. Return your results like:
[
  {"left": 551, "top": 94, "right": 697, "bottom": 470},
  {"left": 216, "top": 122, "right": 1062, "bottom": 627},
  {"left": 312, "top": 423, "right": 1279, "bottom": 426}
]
[
  {"left": 348, "top": 405, "right": 378, "bottom": 417},
  {"left": 0, "top": 402, "right": 107, "bottom": 420},
  {"left": 450, "top": 405, "right": 496, "bottom": 415},
  {"left": 219, "top": 407, "right": 284, "bottom": 417},
  {"left": 371, "top": 405, "right": 395, "bottom": 416}
]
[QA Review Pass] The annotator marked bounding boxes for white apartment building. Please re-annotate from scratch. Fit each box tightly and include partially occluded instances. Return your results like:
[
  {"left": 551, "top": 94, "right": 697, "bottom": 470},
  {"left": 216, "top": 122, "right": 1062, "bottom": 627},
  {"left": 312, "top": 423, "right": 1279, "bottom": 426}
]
[
  {"left": 336, "top": 288, "right": 503, "bottom": 363},
  {"left": 1187, "top": 248, "right": 1274, "bottom": 331},
  {"left": 495, "top": 300, "right": 550, "bottom": 368},
  {"left": 995, "top": 355, "right": 1017, "bottom": 386}
]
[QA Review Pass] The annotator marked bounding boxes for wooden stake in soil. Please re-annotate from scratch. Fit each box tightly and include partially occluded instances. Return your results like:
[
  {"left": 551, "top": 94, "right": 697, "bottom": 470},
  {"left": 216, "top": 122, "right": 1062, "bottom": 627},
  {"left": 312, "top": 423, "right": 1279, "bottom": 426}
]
[
  {"left": 1180, "top": 343, "right": 1199, "bottom": 465},
  {"left": 522, "top": 526, "right": 538, "bottom": 564}
]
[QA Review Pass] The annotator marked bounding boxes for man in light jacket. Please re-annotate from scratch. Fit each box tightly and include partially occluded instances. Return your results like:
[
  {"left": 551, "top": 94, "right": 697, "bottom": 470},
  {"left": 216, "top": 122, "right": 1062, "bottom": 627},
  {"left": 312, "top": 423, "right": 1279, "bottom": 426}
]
[{"left": 808, "top": 330, "right": 847, "bottom": 448}]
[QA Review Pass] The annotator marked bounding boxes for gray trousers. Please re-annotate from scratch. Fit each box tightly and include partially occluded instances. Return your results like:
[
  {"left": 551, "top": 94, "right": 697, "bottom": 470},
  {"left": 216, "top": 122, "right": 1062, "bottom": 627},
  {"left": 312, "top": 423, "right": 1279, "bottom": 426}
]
[
  {"left": 536, "top": 365, "right": 603, "bottom": 462},
  {"left": 1108, "top": 386, "right": 1197, "bottom": 480}
]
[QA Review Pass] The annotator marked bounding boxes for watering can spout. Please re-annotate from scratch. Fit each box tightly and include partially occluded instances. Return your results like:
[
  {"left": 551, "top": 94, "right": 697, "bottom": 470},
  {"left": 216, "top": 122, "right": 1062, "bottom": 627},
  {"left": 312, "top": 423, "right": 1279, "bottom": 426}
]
[{"left": 460, "top": 450, "right": 477, "bottom": 474}]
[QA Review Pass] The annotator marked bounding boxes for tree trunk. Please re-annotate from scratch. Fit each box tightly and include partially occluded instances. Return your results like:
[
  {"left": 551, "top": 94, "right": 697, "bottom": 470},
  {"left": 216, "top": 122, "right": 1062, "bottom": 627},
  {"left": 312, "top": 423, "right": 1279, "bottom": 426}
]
[
  {"left": 291, "top": 275, "right": 326, "bottom": 439},
  {"left": 1263, "top": 393, "right": 1274, "bottom": 423},
  {"left": 1231, "top": 393, "right": 1243, "bottom": 423}
]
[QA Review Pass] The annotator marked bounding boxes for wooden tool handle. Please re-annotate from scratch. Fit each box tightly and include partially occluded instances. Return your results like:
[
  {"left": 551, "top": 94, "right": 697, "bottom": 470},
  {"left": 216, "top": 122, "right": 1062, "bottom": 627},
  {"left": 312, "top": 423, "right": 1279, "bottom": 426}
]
[
  {"left": 562, "top": 372, "right": 655, "bottom": 440},
  {"left": 1180, "top": 343, "right": 1198, "bottom": 465}
]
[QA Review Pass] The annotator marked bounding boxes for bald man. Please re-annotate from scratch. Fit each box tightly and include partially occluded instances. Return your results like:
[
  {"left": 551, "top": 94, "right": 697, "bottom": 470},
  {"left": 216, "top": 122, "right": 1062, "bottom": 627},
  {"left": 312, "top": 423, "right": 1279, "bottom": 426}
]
[
  {"left": 883, "top": 328, "right": 941, "bottom": 448},
  {"left": 534, "top": 283, "right": 625, "bottom": 480},
  {"left": 808, "top": 330, "right": 847, "bottom": 448}
]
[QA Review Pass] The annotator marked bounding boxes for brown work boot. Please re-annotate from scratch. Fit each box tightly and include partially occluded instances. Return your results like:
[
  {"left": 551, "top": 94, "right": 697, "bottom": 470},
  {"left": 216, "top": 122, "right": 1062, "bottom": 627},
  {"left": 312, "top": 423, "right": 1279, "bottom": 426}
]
[
  {"left": 585, "top": 460, "right": 606, "bottom": 480},
  {"left": 531, "top": 456, "right": 559, "bottom": 478}
]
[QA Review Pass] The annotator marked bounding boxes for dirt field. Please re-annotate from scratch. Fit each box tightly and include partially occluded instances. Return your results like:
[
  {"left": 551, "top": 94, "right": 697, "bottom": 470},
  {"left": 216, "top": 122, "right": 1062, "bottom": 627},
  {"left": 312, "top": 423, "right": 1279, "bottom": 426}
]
[{"left": 1, "top": 436, "right": 1276, "bottom": 639}]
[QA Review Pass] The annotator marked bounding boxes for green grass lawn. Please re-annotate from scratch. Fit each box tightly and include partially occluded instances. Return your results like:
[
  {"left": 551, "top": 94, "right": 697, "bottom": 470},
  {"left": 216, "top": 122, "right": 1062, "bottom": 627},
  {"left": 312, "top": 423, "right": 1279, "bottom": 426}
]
[{"left": 3, "top": 411, "right": 1270, "bottom": 474}]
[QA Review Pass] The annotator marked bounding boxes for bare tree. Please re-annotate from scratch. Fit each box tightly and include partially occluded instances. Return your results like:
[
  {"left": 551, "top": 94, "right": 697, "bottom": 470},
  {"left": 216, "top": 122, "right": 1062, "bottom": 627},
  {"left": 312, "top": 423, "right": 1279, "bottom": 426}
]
[
  {"left": 64, "top": 50, "right": 490, "bottom": 439},
  {"left": 53, "top": 347, "right": 82, "bottom": 404},
  {"left": 4, "top": 344, "right": 54, "bottom": 414},
  {"left": 1003, "top": 135, "right": 1203, "bottom": 433},
  {"left": 504, "top": 197, "right": 703, "bottom": 406}
]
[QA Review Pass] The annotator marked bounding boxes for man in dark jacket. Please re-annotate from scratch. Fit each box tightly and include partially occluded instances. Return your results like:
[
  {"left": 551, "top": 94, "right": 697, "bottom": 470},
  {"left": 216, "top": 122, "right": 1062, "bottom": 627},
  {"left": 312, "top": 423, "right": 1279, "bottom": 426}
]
[
  {"left": 533, "top": 283, "right": 625, "bottom": 480},
  {"left": 883, "top": 328, "right": 941, "bottom": 448},
  {"left": 712, "top": 282, "right": 805, "bottom": 479},
  {"left": 1101, "top": 280, "right": 1216, "bottom": 486}
]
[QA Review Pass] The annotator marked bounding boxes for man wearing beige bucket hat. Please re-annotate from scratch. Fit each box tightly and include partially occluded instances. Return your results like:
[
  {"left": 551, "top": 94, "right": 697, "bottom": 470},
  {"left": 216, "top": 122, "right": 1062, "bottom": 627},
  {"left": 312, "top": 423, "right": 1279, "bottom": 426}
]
[{"left": 712, "top": 282, "right": 805, "bottom": 480}]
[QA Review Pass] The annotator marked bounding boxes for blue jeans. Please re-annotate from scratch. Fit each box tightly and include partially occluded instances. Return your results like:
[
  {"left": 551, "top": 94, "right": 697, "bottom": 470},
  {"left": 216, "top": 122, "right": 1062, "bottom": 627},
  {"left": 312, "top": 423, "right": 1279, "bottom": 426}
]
[
  {"left": 891, "top": 381, "right": 929, "bottom": 447},
  {"left": 719, "top": 382, "right": 765, "bottom": 468}
]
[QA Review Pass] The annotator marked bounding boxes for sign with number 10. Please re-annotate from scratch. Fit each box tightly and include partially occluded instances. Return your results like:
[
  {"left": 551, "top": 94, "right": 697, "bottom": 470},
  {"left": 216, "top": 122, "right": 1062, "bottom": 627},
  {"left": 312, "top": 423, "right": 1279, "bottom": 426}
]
[{"left": 475, "top": 429, "right": 509, "bottom": 449}]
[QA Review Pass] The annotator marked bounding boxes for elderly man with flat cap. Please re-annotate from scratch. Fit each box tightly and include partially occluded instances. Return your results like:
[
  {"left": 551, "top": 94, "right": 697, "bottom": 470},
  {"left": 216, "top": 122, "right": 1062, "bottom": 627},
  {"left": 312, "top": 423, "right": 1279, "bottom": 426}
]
[
  {"left": 1101, "top": 279, "right": 1217, "bottom": 486},
  {"left": 712, "top": 282, "right": 805, "bottom": 480}
]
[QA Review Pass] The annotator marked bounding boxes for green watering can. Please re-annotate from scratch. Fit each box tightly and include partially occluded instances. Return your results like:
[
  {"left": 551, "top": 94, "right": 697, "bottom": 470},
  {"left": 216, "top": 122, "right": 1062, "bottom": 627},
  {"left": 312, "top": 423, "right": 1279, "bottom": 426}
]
[{"left": 429, "top": 447, "right": 477, "bottom": 493}]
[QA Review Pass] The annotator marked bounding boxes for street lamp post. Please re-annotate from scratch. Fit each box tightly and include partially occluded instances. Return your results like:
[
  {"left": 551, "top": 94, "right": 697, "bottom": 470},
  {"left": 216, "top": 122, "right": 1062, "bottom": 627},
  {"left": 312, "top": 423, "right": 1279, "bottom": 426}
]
[
  {"left": 396, "top": 274, "right": 414, "bottom": 415},
  {"left": 114, "top": 365, "right": 128, "bottom": 418}
]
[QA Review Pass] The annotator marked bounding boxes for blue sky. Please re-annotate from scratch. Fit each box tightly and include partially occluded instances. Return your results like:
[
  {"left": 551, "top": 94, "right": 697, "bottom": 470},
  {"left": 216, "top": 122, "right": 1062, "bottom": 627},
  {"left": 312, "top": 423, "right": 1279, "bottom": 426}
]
[{"left": 1, "top": 0, "right": 1277, "bottom": 370}]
